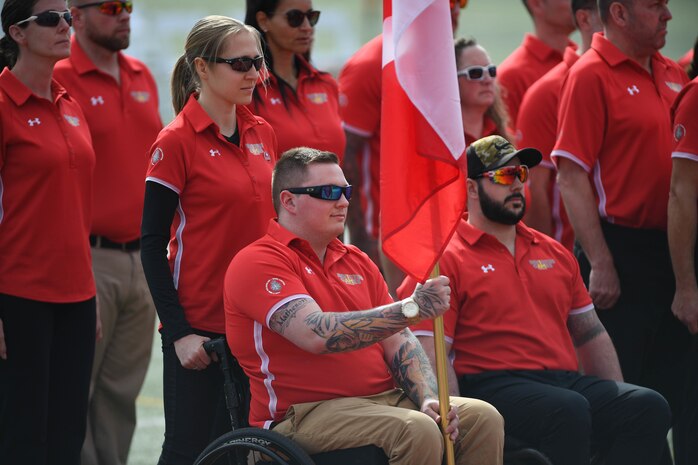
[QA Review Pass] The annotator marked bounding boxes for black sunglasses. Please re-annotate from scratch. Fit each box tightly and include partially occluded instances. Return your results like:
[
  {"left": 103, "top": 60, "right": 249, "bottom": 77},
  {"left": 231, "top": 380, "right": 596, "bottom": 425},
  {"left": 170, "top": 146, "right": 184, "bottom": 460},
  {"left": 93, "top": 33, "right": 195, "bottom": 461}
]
[
  {"left": 286, "top": 185, "right": 352, "bottom": 201},
  {"left": 457, "top": 65, "right": 497, "bottom": 81},
  {"left": 203, "top": 56, "right": 264, "bottom": 73},
  {"left": 283, "top": 9, "right": 321, "bottom": 28},
  {"left": 15, "top": 10, "right": 72, "bottom": 27},
  {"left": 77, "top": 1, "right": 133, "bottom": 16}
]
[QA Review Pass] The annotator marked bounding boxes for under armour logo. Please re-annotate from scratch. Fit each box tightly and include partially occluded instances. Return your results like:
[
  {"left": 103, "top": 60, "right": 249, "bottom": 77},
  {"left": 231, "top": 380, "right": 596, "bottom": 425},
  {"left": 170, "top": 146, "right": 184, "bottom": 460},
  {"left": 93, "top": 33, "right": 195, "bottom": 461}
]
[
  {"left": 627, "top": 85, "right": 640, "bottom": 95},
  {"left": 481, "top": 264, "right": 495, "bottom": 273},
  {"left": 270, "top": 98, "right": 281, "bottom": 105},
  {"left": 209, "top": 149, "right": 221, "bottom": 157},
  {"left": 28, "top": 118, "right": 41, "bottom": 126},
  {"left": 90, "top": 96, "right": 104, "bottom": 106},
  {"left": 305, "top": 266, "right": 313, "bottom": 275}
]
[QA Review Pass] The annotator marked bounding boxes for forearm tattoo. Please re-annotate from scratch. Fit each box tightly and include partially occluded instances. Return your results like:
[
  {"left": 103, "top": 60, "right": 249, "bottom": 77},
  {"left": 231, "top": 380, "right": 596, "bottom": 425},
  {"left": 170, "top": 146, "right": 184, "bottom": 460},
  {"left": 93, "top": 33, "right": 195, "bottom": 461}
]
[
  {"left": 269, "top": 298, "right": 311, "bottom": 335},
  {"left": 568, "top": 310, "right": 607, "bottom": 347},
  {"left": 389, "top": 330, "right": 439, "bottom": 407},
  {"left": 304, "top": 303, "right": 407, "bottom": 353},
  {"left": 413, "top": 285, "right": 447, "bottom": 320}
]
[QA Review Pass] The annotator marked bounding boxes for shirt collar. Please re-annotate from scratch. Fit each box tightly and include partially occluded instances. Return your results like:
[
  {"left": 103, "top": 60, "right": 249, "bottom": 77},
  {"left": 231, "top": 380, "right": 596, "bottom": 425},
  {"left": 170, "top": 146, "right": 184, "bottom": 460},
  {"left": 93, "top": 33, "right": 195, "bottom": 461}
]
[
  {"left": 456, "top": 213, "right": 539, "bottom": 246},
  {"left": 591, "top": 32, "right": 669, "bottom": 71},
  {"left": 562, "top": 45, "right": 580, "bottom": 68},
  {"left": 522, "top": 33, "right": 576, "bottom": 62},
  {"left": 68, "top": 35, "right": 134, "bottom": 76},
  {"left": 0, "top": 67, "right": 67, "bottom": 106},
  {"left": 267, "top": 219, "right": 348, "bottom": 262},
  {"left": 182, "top": 94, "right": 264, "bottom": 135}
]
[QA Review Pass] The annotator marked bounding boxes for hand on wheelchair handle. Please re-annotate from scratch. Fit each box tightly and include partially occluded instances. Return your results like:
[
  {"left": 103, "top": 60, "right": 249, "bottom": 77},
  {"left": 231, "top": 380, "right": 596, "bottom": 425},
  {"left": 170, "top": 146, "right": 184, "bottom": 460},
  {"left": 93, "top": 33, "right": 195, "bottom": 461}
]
[{"left": 174, "top": 334, "right": 212, "bottom": 370}]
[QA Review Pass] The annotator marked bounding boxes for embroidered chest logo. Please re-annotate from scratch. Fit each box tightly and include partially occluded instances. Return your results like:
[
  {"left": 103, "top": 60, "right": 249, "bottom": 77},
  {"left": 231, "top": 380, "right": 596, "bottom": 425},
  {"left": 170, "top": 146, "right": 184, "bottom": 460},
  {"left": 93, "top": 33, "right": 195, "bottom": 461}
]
[
  {"left": 529, "top": 259, "right": 556, "bottom": 270},
  {"left": 265, "top": 277, "right": 286, "bottom": 295},
  {"left": 131, "top": 91, "right": 151, "bottom": 103},
  {"left": 209, "top": 148, "right": 221, "bottom": 157},
  {"left": 481, "top": 264, "right": 495, "bottom": 274},
  {"left": 151, "top": 147, "right": 164, "bottom": 165},
  {"left": 665, "top": 81, "right": 683, "bottom": 93},
  {"left": 306, "top": 92, "right": 328, "bottom": 104},
  {"left": 90, "top": 96, "right": 105, "bottom": 106},
  {"left": 305, "top": 266, "right": 314, "bottom": 275},
  {"left": 270, "top": 97, "right": 282, "bottom": 105},
  {"left": 27, "top": 118, "right": 41, "bottom": 126},
  {"left": 63, "top": 114, "right": 81, "bottom": 127},
  {"left": 337, "top": 273, "right": 363, "bottom": 285},
  {"left": 674, "top": 124, "right": 686, "bottom": 142},
  {"left": 627, "top": 85, "right": 640, "bottom": 96},
  {"left": 245, "top": 143, "right": 272, "bottom": 162}
]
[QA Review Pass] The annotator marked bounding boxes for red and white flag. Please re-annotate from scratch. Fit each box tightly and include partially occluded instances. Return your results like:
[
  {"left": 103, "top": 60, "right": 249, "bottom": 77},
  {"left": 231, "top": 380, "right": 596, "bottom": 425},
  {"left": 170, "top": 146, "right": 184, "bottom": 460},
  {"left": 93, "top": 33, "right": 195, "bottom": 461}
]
[{"left": 380, "top": 0, "right": 466, "bottom": 283}]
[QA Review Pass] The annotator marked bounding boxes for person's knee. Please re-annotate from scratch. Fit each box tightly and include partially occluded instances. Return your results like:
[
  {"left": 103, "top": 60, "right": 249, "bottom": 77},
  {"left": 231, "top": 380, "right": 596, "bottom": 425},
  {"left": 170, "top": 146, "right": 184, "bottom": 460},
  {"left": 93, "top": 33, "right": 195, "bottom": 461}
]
[
  {"left": 395, "top": 411, "right": 443, "bottom": 461},
  {"left": 544, "top": 391, "right": 591, "bottom": 437},
  {"left": 456, "top": 398, "right": 504, "bottom": 441},
  {"left": 629, "top": 388, "right": 672, "bottom": 435}
]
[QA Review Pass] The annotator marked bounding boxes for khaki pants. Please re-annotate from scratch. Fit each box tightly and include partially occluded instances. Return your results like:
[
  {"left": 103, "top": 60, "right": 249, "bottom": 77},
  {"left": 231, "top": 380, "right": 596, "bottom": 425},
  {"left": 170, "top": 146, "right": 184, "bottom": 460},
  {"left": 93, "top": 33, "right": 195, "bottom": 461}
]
[
  {"left": 273, "top": 388, "right": 504, "bottom": 465},
  {"left": 81, "top": 247, "right": 156, "bottom": 465}
]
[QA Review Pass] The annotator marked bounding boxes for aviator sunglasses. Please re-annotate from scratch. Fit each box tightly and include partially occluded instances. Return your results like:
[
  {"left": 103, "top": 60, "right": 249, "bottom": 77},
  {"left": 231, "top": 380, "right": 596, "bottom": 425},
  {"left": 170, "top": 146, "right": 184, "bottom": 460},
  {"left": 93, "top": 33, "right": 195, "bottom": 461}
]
[
  {"left": 282, "top": 9, "right": 321, "bottom": 27},
  {"left": 457, "top": 65, "right": 497, "bottom": 81},
  {"left": 77, "top": 1, "right": 133, "bottom": 16},
  {"left": 475, "top": 165, "right": 529, "bottom": 186},
  {"left": 203, "top": 56, "right": 264, "bottom": 73},
  {"left": 15, "top": 10, "right": 72, "bottom": 27},
  {"left": 286, "top": 185, "right": 353, "bottom": 201}
]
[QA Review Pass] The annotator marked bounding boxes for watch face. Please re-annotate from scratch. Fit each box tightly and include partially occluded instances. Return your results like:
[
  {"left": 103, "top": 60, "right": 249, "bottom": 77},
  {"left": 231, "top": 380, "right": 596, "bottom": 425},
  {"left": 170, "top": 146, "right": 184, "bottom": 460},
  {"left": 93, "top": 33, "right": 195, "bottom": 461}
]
[{"left": 403, "top": 300, "right": 419, "bottom": 318}]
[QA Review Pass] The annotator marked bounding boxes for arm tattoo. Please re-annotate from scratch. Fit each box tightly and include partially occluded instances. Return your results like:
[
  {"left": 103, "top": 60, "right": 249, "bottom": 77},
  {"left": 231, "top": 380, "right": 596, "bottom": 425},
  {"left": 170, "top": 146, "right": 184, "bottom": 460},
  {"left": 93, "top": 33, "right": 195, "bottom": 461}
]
[
  {"left": 303, "top": 302, "right": 407, "bottom": 353},
  {"left": 269, "top": 298, "right": 310, "bottom": 335},
  {"left": 413, "top": 285, "right": 447, "bottom": 319},
  {"left": 389, "top": 330, "right": 438, "bottom": 407},
  {"left": 568, "top": 310, "right": 607, "bottom": 347}
]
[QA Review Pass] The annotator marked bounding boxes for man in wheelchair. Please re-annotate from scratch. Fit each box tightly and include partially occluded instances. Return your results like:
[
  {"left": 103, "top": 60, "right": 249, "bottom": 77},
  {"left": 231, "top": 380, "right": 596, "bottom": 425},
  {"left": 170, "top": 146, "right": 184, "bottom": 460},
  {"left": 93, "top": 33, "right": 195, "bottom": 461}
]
[
  {"left": 224, "top": 147, "right": 504, "bottom": 464},
  {"left": 399, "top": 136, "right": 672, "bottom": 465}
]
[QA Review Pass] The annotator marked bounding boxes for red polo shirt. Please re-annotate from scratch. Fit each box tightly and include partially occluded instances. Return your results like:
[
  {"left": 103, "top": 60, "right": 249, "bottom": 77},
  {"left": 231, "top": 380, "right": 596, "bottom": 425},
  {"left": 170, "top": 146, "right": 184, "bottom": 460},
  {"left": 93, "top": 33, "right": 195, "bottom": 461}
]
[
  {"left": 146, "top": 96, "right": 277, "bottom": 333},
  {"left": 671, "top": 78, "right": 698, "bottom": 161},
  {"left": 518, "top": 46, "right": 578, "bottom": 250},
  {"left": 552, "top": 34, "right": 688, "bottom": 230},
  {"left": 498, "top": 34, "right": 575, "bottom": 130},
  {"left": 54, "top": 37, "right": 162, "bottom": 242},
  {"left": 225, "top": 220, "right": 395, "bottom": 428},
  {"left": 338, "top": 35, "right": 383, "bottom": 239},
  {"left": 0, "top": 69, "right": 95, "bottom": 302},
  {"left": 398, "top": 217, "right": 593, "bottom": 375},
  {"left": 248, "top": 56, "right": 345, "bottom": 161}
]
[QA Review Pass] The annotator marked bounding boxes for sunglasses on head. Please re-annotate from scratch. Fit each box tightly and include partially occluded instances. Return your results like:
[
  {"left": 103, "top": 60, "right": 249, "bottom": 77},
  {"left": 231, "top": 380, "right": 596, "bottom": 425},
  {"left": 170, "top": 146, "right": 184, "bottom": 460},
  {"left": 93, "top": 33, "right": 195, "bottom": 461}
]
[
  {"left": 203, "top": 55, "right": 264, "bottom": 73},
  {"left": 475, "top": 165, "right": 529, "bottom": 186},
  {"left": 15, "top": 10, "right": 72, "bottom": 27},
  {"left": 286, "top": 184, "right": 352, "bottom": 201},
  {"left": 457, "top": 65, "right": 497, "bottom": 81},
  {"left": 77, "top": 1, "right": 133, "bottom": 16},
  {"left": 283, "top": 9, "right": 321, "bottom": 28}
]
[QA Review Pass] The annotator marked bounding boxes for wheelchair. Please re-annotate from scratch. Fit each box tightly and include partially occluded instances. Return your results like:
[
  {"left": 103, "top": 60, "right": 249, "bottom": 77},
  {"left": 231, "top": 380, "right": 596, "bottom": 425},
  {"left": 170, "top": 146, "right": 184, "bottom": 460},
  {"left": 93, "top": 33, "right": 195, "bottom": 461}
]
[{"left": 194, "top": 337, "right": 553, "bottom": 465}]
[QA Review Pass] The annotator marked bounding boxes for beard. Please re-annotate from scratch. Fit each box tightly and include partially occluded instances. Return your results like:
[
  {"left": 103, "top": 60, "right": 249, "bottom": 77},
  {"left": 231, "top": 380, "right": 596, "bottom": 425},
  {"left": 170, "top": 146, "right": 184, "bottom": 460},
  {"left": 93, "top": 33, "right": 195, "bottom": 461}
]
[
  {"left": 478, "top": 182, "right": 525, "bottom": 225},
  {"left": 86, "top": 26, "right": 129, "bottom": 52}
]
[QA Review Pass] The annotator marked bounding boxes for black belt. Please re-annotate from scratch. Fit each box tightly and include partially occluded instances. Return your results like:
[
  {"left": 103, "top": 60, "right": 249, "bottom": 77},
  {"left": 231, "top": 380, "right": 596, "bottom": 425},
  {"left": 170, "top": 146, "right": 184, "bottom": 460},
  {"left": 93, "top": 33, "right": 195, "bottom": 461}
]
[{"left": 90, "top": 235, "right": 140, "bottom": 252}]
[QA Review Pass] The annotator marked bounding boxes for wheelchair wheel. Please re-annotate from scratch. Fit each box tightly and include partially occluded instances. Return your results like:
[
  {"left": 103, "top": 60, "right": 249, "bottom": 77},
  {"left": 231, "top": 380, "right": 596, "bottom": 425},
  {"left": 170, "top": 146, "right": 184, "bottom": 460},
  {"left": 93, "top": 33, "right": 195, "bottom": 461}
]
[{"left": 195, "top": 427, "right": 316, "bottom": 465}]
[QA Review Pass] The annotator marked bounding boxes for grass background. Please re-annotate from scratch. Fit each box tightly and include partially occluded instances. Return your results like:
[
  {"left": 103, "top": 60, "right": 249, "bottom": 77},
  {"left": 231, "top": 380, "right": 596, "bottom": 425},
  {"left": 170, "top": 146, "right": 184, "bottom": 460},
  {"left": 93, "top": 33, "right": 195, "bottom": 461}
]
[{"left": 83, "top": 0, "right": 696, "bottom": 463}]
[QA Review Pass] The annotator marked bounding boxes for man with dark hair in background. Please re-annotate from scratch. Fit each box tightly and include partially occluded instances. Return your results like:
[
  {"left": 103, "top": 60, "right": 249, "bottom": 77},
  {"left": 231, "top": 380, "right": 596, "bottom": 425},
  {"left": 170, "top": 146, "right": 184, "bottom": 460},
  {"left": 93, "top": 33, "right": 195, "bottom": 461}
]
[
  {"left": 553, "top": 0, "right": 694, "bottom": 463},
  {"left": 55, "top": 1, "right": 162, "bottom": 464}
]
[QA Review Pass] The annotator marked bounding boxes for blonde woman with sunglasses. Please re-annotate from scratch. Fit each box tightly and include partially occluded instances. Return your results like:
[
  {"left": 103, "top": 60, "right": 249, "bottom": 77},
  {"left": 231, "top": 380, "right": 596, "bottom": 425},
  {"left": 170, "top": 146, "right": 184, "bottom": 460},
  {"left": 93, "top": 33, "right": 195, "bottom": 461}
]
[
  {"left": 244, "top": 0, "right": 345, "bottom": 162},
  {"left": 140, "top": 16, "right": 277, "bottom": 465},
  {"left": 0, "top": 1, "right": 97, "bottom": 464}
]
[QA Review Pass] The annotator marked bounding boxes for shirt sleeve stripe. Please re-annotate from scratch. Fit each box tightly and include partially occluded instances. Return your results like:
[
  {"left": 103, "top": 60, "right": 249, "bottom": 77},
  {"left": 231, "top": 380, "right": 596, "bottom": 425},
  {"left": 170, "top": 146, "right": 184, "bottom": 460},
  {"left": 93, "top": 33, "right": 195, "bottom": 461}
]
[
  {"left": 342, "top": 122, "right": 372, "bottom": 138},
  {"left": 412, "top": 330, "right": 454, "bottom": 344},
  {"left": 569, "top": 303, "right": 595, "bottom": 315},
  {"left": 671, "top": 151, "right": 698, "bottom": 162},
  {"left": 146, "top": 176, "right": 181, "bottom": 194},
  {"left": 550, "top": 150, "right": 591, "bottom": 173}
]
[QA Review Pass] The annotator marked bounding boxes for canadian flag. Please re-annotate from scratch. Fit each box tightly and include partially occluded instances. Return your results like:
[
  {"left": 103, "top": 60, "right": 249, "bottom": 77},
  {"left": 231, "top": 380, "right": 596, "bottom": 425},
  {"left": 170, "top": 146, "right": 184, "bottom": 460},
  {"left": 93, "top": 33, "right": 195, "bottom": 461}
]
[{"left": 380, "top": 0, "right": 466, "bottom": 282}]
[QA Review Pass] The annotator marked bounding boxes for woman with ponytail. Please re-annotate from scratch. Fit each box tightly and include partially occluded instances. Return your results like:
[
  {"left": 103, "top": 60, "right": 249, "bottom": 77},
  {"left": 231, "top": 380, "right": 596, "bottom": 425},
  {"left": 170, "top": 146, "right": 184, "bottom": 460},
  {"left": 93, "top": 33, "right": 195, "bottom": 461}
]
[
  {"left": 0, "top": 1, "right": 97, "bottom": 464},
  {"left": 140, "top": 15, "right": 277, "bottom": 465},
  {"left": 245, "top": 0, "right": 345, "bottom": 160}
]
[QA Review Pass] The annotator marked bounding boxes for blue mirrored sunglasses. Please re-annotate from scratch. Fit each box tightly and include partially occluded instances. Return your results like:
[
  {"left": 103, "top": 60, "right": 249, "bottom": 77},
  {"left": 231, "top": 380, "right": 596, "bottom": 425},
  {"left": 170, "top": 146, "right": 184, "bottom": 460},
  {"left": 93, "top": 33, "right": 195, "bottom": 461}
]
[{"left": 286, "top": 184, "right": 352, "bottom": 201}]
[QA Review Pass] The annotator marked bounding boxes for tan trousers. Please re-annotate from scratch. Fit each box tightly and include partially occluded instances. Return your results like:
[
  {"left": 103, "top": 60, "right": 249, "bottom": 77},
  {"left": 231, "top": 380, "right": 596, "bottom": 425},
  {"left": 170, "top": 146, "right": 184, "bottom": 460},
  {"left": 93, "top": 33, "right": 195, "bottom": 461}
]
[
  {"left": 273, "top": 388, "right": 504, "bottom": 465},
  {"left": 81, "top": 247, "right": 156, "bottom": 465}
]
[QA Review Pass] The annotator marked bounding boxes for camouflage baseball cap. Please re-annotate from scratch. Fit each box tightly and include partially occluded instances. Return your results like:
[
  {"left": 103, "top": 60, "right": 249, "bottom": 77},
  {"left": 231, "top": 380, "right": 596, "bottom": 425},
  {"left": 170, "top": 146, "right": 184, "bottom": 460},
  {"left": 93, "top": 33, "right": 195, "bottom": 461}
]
[{"left": 466, "top": 135, "right": 542, "bottom": 179}]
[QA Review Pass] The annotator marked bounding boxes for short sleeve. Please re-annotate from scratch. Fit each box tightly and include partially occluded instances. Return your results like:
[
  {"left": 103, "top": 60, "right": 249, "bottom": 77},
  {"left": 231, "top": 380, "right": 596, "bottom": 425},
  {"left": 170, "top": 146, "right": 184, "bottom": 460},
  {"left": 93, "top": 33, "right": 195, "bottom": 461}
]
[
  {"left": 145, "top": 130, "right": 188, "bottom": 194},
  {"left": 672, "top": 81, "right": 698, "bottom": 161},
  {"left": 568, "top": 252, "right": 594, "bottom": 315},
  {"left": 338, "top": 52, "right": 381, "bottom": 137},
  {"left": 518, "top": 79, "right": 558, "bottom": 168},
  {"left": 551, "top": 65, "right": 607, "bottom": 172}
]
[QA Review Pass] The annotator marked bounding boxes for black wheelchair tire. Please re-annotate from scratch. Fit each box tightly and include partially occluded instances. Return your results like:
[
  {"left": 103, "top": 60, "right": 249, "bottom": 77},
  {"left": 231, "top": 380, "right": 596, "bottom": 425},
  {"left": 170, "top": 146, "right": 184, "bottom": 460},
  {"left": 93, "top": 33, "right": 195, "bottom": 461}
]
[{"left": 194, "top": 427, "right": 316, "bottom": 465}]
